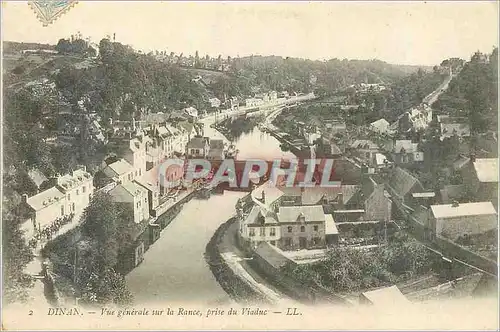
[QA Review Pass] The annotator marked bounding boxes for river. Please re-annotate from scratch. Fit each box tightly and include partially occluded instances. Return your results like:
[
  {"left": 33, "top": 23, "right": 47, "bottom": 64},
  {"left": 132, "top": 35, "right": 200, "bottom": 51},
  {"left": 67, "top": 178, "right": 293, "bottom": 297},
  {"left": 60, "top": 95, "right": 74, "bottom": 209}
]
[{"left": 126, "top": 115, "right": 294, "bottom": 305}]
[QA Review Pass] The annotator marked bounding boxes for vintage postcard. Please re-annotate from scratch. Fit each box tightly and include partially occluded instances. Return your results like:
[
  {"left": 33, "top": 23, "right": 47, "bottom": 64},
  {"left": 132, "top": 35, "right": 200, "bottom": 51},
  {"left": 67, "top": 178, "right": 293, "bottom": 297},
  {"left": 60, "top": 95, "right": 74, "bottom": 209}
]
[{"left": 1, "top": 1, "right": 499, "bottom": 330}]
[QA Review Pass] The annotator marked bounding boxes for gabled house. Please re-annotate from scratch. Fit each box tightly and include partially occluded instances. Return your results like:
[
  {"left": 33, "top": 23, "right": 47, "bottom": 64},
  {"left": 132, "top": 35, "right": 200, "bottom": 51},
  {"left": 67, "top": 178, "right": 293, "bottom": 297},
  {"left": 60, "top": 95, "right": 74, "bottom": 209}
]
[
  {"left": 207, "top": 139, "right": 225, "bottom": 161},
  {"left": 108, "top": 181, "right": 150, "bottom": 224},
  {"left": 387, "top": 167, "right": 424, "bottom": 205},
  {"left": 103, "top": 159, "right": 135, "bottom": 183},
  {"left": 460, "top": 157, "right": 498, "bottom": 208},
  {"left": 426, "top": 201, "right": 497, "bottom": 241},
  {"left": 369, "top": 118, "right": 391, "bottom": 135},
  {"left": 348, "top": 140, "right": 379, "bottom": 164},
  {"left": 391, "top": 140, "right": 424, "bottom": 165},
  {"left": 186, "top": 137, "right": 210, "bottom": 158}
]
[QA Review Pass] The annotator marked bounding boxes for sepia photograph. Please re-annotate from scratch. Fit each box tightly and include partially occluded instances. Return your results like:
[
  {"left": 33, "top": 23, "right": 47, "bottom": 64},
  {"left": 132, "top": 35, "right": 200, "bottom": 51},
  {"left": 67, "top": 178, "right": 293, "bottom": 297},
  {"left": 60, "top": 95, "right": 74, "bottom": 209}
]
[{"left": 1, "top": 1, "right": 499, "bottom": 330}]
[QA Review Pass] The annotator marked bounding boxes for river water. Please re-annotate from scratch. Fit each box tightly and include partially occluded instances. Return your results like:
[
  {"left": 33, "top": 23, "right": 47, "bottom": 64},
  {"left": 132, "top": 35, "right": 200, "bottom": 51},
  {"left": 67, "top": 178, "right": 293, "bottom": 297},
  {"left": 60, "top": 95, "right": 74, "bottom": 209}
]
[{"left": 126, "top": 117, "right": 294, "bottom": 305}]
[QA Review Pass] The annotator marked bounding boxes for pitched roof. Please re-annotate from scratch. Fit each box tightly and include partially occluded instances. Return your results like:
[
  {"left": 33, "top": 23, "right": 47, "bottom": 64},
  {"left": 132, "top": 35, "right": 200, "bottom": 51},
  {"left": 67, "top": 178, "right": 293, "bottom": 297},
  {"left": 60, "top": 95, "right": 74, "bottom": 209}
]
[
  {"left": 351, "top": 139, "right": 378, "bottom": 150},
  {"left": 394, "top": 140, "right": 418, "bottom": 153},
  {"left": 300, "top": 186, "right": 360, "bottom": 205},
  {"left": 26, "top": 187, "right": 65, "bottom": 211},
  {"left": 187, "top": 137, "right": 208, "bottom": 149},
  {"left": 439, "top": 185, "right": 466, "bottom": 204},
  {"left": 473, "top": 158, "right": 498, "bottom": 183},
  {"left": 324, "top": 214, "right": 338, "bottom": 235},
  {"left": 361, "top": 285, "right": 410, "bottom": 306},
  {"left": 105, "top": 159, "right": 134, "bottom": 177},
  {"left": 209, "top": 139, "right": 224, "bottom": 150},
  {"left": 254, "top": 242, "right": 292, "bottom": 269},
  {"left": 430, "top": 202, "right": 497, "bottom": 219},
  {"left": 388, "top": 167, "right": 423, "bottom": 198},
  {"left": 278, "top": 205, "right": 325, "bottom": 223},
  {"left": 440, "top": 123, "right": 470, "bottom": 139},
  {"left": 370, "top": 118, "right": 390, "bottom": 129},
  {"left": 27, "top": 168, "right": 48, "bottom": 187},
  {"left": 109, "top": 181, "right": 148, "bottom": 202}
]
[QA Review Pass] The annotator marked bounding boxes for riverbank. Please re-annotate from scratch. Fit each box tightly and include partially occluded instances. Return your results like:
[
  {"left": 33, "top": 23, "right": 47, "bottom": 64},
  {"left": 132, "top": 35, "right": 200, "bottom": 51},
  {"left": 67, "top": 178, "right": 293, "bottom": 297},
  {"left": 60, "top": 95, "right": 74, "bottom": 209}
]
[{"left": 204, "top": 216, "right": 272, "bottom": 304}]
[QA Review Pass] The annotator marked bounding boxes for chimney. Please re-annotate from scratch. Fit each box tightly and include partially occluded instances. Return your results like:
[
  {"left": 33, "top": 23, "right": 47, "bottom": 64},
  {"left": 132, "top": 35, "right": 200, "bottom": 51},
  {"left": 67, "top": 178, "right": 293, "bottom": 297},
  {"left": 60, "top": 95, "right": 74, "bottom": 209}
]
[
  {"left": 337, "top": 192, "right": 344, "bottom": 205},
  {"left": 22, "top": 194, "right": 28, "bottom": 204},
  {"left": 452, "top": 200, "right": 459, "bottom": 207}
]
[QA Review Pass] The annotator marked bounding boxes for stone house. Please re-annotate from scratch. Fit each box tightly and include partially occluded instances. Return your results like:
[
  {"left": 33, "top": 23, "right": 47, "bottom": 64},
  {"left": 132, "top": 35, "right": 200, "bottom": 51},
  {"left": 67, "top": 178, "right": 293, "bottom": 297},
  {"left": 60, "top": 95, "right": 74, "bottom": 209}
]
[
  {"left": 108, "top": 181, "right": 150, "bottom": 224},
  {"left": 426, "top": 201, "right": 497, "bottom": 241},
  {"left": 186, "top": 137, "right": 210, "bottom": 158}
]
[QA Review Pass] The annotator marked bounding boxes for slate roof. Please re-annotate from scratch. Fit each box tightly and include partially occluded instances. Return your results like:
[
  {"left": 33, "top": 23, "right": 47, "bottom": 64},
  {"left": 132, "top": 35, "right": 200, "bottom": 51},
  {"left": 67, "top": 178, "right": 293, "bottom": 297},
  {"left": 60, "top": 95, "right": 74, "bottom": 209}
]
[
  {"left": 324, "top": 214, "right": 339, "bottom": 235},
  {"left": 254, "top": 242, "right": 292, "bottom": 269},
  {"left": 439, "top": 185, "right": 466, "bottom": 204},
  {"left": 394, "top": 140, "right": 419, "bottom": 153},
  {"left": 278, "top": 205, "right": 325, "bottom": 223},
  {"left": 209, "top": 139, "right": 225, "bottom": 150},
  {"left": 187, "top": 137, "right": 208, "bottom": 149},
  {"left": 351, "top": 139, "right": 378, "bottom": 150},
  {"left": 388, "top": 167, "right": 424, "bottom": 198},
  {"left": 300, "top": 186, "right": 360, "bottom": 205}
]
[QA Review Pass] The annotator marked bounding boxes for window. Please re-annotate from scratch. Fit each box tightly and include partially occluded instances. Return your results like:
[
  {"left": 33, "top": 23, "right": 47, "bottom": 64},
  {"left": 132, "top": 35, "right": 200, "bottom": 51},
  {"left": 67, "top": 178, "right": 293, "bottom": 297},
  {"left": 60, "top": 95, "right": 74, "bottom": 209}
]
[
  {"left": 76, "top": 189, "right": 79, "bottom": 195},
  {"left": 249, "top": 228, "right": 255, "bottom": 237},
  {"left": 72, "top": 203, "right": 75, "bottom": 212},
  {"left": 313, "top": 225, "right": 319, "bottom": 232},
  {"left": 68, "top": 194, "right": 71, "bottom": 201},
  {"left": 139, "top": 169, "right": 142, "bottom": 176},
  {"left": 270, "top": 228, "right": 276, "bottom": 236},
  {"left": 135, "top": 170, "right": 138, "bottom": 177},
  {"left": 300, "top": 226, "right": 306, "bottom": 232},
  {"left": 60, "top": 205, "right": 64, "bottom": 216},
  {"left": 313, "top": 237, "right": 321, "bottom": 245},
  {"left": 260, "top": 227, "right": 265, "bottom": 236},
  {"left": 287, "top": 226, "right": 293, "bottom": 233},
  {"left": 285, "top": 238, "right": 292, "bottom": 247},
  {"left": 82, "top": 186, "right": 86, "bottom": 193}
]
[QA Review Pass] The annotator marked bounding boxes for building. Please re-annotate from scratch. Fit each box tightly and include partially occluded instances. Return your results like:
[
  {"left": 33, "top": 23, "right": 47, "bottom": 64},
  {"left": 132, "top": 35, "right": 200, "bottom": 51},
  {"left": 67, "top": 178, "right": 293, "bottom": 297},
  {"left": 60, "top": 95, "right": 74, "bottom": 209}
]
[
  {"left": 245, "top": 98, "right": 264, "bottom": 107},
  {"left": 426, "top": 202, "right": 497, "bottom": 241},
  {"left": 207, "top": 139, "right": 225, "bottom": 161},
  {"left": 108, "top": 181, "right": 150, "bottom": 224},
  {"left": 20, "top": 167, "right": 94, "bottom": 238},
  {"left": 186, "top": 136, "right": 210, "bottom": 158},
  {"left": 440, "top": 123, "right": 470, "bottom": 141},
  {"left": 349, "top": 140, "right": 379, "bottom": 164},
  {"left": 391, "top": 140, "right": 424, "bottom": 165},
  {"left": 359, "top": 285, "right": 410, "bottom": 306},
  {"left": 123, "top": 135, "right": 147, "bottom": 178},
  {"left": 277, "top": 206, "right": 329, "bottom": 250},
  {"left": 399, "top": 106, "right": 433, "bottom": 132},
  {"left": 461, "top": 157, "right": 498, "bottom": 208},
  {"left": 387, "top": 167, "right": 424, "bottom": 204},
  {"left": 103, "top": 159, "right": 136, "bottom": 183},
  {"left": 209, "top": 97, "right": 221, "bottom": 108},
  {"left": 369, "top": 118, "right": 391, "bottom": 135},
  {"left": 184, "top": 107, "right": 198, "bottom": 120},
  {"left": 239, "top": 186, "right": 338, "bottom": 251}
]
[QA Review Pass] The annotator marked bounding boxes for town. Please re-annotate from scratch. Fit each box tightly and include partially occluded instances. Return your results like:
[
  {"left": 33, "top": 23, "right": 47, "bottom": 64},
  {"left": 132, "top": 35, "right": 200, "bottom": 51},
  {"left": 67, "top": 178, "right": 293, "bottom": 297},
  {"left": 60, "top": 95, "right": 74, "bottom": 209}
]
[{"left": 2, "top": 6, "right": 498, "bottom": 329}]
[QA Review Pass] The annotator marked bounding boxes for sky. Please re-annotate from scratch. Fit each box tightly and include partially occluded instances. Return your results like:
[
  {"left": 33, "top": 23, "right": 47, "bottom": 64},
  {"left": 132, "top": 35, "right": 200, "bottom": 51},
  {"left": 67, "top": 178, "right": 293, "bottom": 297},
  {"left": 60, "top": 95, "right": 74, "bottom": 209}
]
[{"left": 1, "top": 1, "right": 498, "bottom": 66}]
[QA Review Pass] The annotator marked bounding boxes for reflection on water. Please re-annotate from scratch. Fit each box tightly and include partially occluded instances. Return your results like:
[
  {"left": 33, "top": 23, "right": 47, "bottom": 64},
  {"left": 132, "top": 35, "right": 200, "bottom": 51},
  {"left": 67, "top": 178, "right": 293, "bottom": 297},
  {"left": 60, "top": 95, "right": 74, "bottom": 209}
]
[{"left": 126, "top": 125, "right": 290, "bottom": 304}]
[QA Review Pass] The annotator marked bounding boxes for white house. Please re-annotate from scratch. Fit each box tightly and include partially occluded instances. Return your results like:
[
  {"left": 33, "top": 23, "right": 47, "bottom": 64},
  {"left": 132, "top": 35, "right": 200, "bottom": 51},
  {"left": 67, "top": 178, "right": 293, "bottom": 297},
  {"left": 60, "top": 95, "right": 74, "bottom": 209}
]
[
  {"left": 370, "top": 118, "right": 391, "bottom": 135},
  {"left": 108, "top": 181, "right": 150, "bottom": 224}
]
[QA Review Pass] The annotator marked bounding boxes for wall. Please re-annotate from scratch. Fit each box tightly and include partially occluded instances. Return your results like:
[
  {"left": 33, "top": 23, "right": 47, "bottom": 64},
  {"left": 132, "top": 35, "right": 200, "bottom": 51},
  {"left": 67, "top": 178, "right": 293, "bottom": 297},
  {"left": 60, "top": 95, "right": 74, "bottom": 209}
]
[
  {"left": 278, "top": 222, "right": 326, "bottom": 250},
  {"left": 435, "top": 214, "right": 498, "bottom": 241}
]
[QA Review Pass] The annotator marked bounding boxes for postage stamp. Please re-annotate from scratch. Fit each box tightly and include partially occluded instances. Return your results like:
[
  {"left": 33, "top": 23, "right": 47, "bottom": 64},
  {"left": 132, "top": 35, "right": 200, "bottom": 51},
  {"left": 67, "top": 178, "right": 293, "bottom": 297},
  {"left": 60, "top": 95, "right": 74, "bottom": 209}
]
[{"left": 28, "top": 0, "right": 78, "bottom": 26}]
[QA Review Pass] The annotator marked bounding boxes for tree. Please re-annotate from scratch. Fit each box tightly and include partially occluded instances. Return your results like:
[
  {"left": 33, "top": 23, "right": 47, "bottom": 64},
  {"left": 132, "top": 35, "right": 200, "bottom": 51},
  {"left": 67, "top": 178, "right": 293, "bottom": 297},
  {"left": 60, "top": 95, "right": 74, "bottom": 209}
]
[{"left": 2, "top": 197, "right": 35, "bottom": 304}]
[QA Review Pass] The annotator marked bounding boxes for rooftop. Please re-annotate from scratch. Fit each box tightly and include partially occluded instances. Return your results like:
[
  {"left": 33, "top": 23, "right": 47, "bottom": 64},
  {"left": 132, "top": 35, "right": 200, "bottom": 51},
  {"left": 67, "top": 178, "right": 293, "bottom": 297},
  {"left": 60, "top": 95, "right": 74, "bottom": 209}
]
[
  {"left": 324, "top": 214, "right": 339, "bottom": 235},
  {"left": 361, "top": 285, "right": 410, "bottom": 306},
  {"left": 57, "top": 168, "right": 92, "bottom": 192},
  {"left": 431, "top": 202, "right": 497, "bottom": 219},
  {"left": 278, "top": 205, "right": 326, "bottom": 223},
  {"left": 105, "top": 159, "right": 134, "bottom": 176},
  {"left": 473, "top": 158, "right": 498, "bottom": 183},
  {"left": 26, "top": 187, "right": 65, "bottom": 211},
  {"left": 187, "top": 137, "right": 208, "bottom": 149}
]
